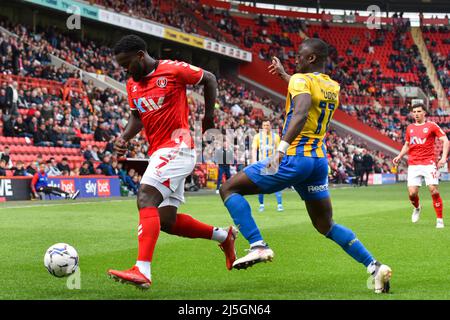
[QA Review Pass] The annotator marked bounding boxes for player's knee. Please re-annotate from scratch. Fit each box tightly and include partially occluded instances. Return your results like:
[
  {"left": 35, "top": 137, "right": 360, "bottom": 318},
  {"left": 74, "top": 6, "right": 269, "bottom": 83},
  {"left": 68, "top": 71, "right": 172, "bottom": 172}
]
[
  {"left": 219, "top": 181, "right": 231, "bottom": 200},
  {"left": 160, "top": 216, "right": 176, "bottom": 233},
  {"left": 312, "top": 218, "right": 333, "bottom": 235},
  {"left": 137, "top": 188, "right": 160, "bottom": 209},
  {"left": 430, "top": 188, "right": 439, "bottom": 196},
  {"left": 409, "top": 190, "right": 419, "bottom": 198}
]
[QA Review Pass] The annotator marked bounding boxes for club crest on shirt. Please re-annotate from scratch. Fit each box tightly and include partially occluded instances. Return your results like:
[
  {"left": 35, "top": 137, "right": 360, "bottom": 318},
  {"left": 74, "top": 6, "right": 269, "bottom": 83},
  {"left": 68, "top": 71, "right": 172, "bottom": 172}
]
[
  {"left": 156, "top": 77, "right": 168, "bottom": 88},
  {"left": 423, "top": 128, "right": 429, "bottom": 134}
]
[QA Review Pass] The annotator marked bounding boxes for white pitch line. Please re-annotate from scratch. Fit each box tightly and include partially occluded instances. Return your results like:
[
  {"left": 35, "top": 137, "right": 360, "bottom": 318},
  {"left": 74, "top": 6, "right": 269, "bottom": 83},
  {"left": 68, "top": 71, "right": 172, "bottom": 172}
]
[{"left": 0, "top": 199, "right": 133, "bottom": 210}]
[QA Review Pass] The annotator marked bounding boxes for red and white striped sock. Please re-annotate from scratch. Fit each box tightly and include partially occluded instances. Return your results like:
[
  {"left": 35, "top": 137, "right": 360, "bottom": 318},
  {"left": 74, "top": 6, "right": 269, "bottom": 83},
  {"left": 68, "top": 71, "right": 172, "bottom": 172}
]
[{"left": 136, "top": 207, "right": 160, "bottom": 279}]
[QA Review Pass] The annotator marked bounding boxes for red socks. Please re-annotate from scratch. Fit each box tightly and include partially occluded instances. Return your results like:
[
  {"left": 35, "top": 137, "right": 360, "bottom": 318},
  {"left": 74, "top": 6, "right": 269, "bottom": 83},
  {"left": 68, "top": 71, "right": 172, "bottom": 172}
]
[
  {"left": 169, "top": 213, "right": 213, "bottom": 239},
  {"left": 432, "top": 193, "right": 443, "bottom": 219},
  {"left": 409, "top": 194, "right": 420, "bottom": 209},
  {"left": 137, "top": 207, "right": 160, "bottom": 262}
]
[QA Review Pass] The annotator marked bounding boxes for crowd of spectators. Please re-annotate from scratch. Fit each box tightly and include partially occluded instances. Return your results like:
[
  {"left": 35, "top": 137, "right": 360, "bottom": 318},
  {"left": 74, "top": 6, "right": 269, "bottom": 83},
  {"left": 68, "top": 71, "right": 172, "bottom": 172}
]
[
  {"left": 422, "top": 25, "right": 450, "bottom": 98},
  {"left": 0, "top": 13, "right": 446, "bottom": 194},
  {"left": 90, "top": 0, "right": 222, "bottom": 41},
  {"left": 326, "top": 130, "right": 399, "bottom": 185}
]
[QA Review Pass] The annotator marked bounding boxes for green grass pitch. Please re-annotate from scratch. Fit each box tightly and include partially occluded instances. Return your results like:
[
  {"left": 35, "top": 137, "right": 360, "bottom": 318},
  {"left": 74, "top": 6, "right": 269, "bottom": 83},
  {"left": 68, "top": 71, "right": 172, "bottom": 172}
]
[{"left": 1, "top": 183, "right": 449, "bottom": 300}]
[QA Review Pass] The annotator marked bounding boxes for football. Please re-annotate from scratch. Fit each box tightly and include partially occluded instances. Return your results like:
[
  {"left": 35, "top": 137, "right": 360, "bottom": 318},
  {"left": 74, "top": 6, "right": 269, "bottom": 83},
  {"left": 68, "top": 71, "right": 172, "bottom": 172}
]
[{"left": 44, "top": 243, "right": 79, "bottom": 278}]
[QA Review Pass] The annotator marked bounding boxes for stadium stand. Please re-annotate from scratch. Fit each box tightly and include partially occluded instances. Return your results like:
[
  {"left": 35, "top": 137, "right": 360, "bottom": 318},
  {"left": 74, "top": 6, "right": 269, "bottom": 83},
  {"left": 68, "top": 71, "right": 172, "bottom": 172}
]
[{"left": 0, "top": 6, "right": 447, "bottom": 190}]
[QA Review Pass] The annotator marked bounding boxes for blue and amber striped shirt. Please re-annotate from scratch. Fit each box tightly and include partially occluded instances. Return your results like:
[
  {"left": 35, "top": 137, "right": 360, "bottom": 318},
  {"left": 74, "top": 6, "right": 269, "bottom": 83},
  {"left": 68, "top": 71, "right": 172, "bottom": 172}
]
[{"left": 282, "top": 72, "right": 340, "bottom": 157}]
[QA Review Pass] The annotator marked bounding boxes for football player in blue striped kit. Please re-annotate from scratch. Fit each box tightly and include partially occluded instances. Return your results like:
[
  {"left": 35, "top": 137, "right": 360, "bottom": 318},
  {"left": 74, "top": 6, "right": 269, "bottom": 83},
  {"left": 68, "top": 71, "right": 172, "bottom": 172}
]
[
  {"left": 219, "top": 38, "right": 392, "bottom": 294},
  {"left": 251, "top": 120, "right": 283, "bottom": 212}
]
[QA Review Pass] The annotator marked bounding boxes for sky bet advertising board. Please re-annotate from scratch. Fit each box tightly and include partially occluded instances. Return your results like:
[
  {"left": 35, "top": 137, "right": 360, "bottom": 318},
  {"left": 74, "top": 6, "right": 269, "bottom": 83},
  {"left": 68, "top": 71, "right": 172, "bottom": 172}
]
[{"left": 47, "top": 177, "right": 121, "bottom": 199}]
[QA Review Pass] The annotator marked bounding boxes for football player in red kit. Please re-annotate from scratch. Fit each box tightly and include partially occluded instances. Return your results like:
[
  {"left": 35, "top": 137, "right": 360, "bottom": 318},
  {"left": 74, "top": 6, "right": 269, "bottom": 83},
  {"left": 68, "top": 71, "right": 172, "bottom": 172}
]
[
  {"left": 107, "top": 35, "right": 237, "bottom": 288},
  {"left": 393, "top": 103, "right": 449, "bottom": 228}
]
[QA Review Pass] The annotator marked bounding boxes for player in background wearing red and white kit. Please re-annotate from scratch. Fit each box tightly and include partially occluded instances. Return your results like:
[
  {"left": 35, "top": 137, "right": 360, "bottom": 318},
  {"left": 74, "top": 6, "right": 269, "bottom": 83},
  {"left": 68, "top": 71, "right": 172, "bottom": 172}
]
[
  {"left": 107, "top": 35, "right": 238, "bottom": 289},
  {"left": 393, "top": 104, "right": 449, "bottom": 228}
]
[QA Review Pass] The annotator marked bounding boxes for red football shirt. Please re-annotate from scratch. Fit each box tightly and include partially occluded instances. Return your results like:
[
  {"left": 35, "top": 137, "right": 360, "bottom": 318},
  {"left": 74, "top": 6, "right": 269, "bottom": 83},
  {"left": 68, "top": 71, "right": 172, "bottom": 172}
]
[
  {"left": 126, "top": 60, "right": 204, "bottom": 155},
  {"left": 405, "top": 122, "right": 446, "bottom": 165}
]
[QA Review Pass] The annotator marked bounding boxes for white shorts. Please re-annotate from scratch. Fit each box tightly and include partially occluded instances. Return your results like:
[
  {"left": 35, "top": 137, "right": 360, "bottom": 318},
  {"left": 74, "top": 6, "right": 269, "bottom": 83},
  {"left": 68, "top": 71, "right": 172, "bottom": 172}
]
[
  {"left": 407, "top": 164, "right": 440, "bottom": 187},
  {"left": 141, "top": 145, "right": 196, "bottom": 208}
]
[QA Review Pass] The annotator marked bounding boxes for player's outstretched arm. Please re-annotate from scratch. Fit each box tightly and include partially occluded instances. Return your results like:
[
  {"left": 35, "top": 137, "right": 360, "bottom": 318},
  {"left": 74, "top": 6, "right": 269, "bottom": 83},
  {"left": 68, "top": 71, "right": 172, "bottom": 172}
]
[
  {"left": 115, "top": 110, "right": 143, "bottom": 156},
  {"left": 393, "top": 142, "right": 409, "bottom": 165},
  {"left": 199, "top": 70, "right": 217, "bottom": 132},
  {"left": 438, "top": 135, "right": 449, "bottom": 168},
  {"left": 268, "top": 56, "right": 291, "bottom": 83}
]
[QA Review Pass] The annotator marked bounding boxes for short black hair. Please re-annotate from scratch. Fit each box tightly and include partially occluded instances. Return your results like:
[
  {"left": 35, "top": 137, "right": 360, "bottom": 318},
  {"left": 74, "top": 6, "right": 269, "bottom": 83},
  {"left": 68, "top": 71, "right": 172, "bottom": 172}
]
[
  {"left": 410, "top": 103, "right": 426, "bottom": 112},
  {"left": 302, "top": 38, "right": 329, "bottom": 63},
  {"left": 113, "top": 35, "right": 147, "bottom": 55}
]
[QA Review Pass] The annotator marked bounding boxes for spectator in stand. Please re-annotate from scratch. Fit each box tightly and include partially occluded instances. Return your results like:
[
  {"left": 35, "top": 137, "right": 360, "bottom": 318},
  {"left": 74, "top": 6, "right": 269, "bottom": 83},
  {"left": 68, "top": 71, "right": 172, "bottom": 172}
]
[
  {"left": 5, "top": 81, "right": 18, "bottom": 115},
  {"left": 34, "top": 123, "right": 52, "bottom": 146},
  {"left": 111, "top": 159, "right": 120, "bottom": 176},
  {"left": 31, "top": 163, "right": 79, "bottom": 200},
  {"left": 46, "top": 158, "right": 62, "bottom": 176},
  {"left": 57, "top": 157, "right": 71, "bottom": 175},
  {"left": 79, "top": 161, "right": 93, "bottom": 175},
  {"left": 118, "top": 165, "right": 138, "bottom": 195},
  {"left": 0, "top": 146, "right": 13, "bottom": 168},
  {"left": 12, "top": 116, "right": 27, "bottom": 137},
  {"left": 13, "top": 161, "right": 28, "bottom": 176},
  {"left": 84, "top": 144, "right": 101, "bottom": 162},
  {"left": 97, "top": 153, "right": 113, "bottom": 176},
  {"left": 26, "top": 162, "right": 38, "bottom": 176},
  {"left": 0, "top": 159, "right": 6, "bottom": 176},
  {"left": 94, "top": 122, "right": 111, "bottom": 142}
]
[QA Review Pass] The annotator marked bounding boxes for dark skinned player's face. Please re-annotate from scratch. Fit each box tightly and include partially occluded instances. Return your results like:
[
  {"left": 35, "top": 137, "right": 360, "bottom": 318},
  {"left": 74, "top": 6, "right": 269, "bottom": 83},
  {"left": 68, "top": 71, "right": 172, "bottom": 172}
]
[
  {"left": 295, "top": 44, "right": 316, "bottom": 73},
  {"left": 115, "top": 51, "right": 146, "bottom": 82}
]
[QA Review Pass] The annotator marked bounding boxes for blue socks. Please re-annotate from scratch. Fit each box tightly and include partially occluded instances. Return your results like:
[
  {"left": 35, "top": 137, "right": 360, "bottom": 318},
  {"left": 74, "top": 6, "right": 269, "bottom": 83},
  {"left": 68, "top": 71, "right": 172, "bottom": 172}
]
[
  {"left": 258, "top": 194, "right": 264, "bottom": 205},
  {"left": 258, "top": 193, "right": 282, "bottom": 205},
  {"left": 326, "top": 224, "right": 374, "bottom": 267},
  {"left": 275, "top": 192, "right": 282, "bottom": 205},
  {"left": 224, "top": 193, "right": 263, "bottom": 244}
]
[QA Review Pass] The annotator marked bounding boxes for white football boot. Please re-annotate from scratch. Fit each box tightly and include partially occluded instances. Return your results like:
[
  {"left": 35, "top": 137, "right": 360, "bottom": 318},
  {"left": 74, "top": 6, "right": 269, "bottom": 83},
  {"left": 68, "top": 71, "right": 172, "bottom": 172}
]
[
  {"left": 258, "top": 204, "right": 265, "bottom": 212},
  {"left": 277, "top": 204, "right": 284, "bottom": 212},
  {"left": 411, "top": 206, "right": 421, "bottom": 223},
  {"left": 368, "top": 261, "right": 392, "bottom": 294},
  {"left": 232, "top": 245, "right": 274, "bottom": 270},
  {"left": 436, "top": 218, "right": 444, "bottom": 229}
]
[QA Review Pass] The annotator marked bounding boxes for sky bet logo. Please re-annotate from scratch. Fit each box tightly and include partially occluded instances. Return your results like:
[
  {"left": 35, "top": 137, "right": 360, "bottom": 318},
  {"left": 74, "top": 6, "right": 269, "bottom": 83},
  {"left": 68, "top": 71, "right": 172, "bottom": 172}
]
[
  {"left": 308, "top": 184, "right": 329, "bottom": 193},
  {"left": 85, "top": 180, "right": 110, "bottom": 197}
]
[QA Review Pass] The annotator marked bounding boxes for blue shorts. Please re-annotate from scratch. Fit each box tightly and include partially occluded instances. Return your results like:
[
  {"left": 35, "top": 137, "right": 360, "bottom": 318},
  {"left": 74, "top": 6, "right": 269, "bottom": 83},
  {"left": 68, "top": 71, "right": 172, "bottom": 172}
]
[{"left": 243, "top": 156, "right": 329, "bottom": 201}]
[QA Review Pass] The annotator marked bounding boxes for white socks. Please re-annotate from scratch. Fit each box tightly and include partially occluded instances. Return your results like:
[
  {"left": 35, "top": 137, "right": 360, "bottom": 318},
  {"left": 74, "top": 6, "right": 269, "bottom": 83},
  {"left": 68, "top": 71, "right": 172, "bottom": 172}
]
[
  {"left": 136, "top": 261, "right": 151, "bottom": 280},
  {"left": 367, "top": 260, "right": 378, "bottom": 275},
  {"left": 212, "top": 227, "right": 228, "bottom": 243},
  {"left": 250, "top": 240, "right": 266, "bottom": 248}
]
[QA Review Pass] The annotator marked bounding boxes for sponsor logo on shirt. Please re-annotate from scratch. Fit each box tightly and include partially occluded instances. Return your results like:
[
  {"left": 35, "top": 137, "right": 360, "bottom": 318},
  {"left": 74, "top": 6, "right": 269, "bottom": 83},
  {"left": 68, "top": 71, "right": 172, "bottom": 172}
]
[
  {"left": 410, "top": 136, "right": 427, "bottom": 145},
  {"left": 133, "top": 97, "right": 165, "bottom": 113}
]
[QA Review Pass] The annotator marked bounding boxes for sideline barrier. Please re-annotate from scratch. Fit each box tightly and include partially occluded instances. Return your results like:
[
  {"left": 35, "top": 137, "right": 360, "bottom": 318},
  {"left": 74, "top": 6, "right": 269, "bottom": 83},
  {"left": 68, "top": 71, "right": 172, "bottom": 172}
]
[
  {"left": 0, "top": 176, "right": 121, "bottom": 201},
  {"left": 368, "top": 174, "right": 397, "bottom": 185}
]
